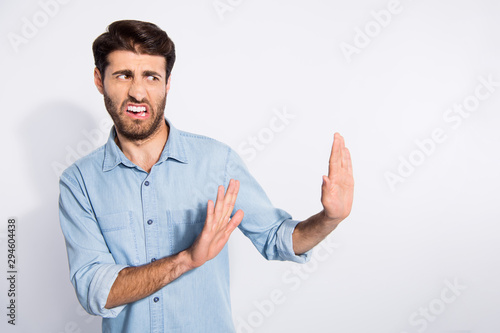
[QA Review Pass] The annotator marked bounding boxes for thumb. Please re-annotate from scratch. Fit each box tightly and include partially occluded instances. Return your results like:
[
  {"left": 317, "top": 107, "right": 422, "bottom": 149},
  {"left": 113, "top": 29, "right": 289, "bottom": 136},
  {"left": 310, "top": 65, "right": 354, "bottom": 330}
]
[{"left": 322, "top": 175, "right": 329, "bottom": 187}]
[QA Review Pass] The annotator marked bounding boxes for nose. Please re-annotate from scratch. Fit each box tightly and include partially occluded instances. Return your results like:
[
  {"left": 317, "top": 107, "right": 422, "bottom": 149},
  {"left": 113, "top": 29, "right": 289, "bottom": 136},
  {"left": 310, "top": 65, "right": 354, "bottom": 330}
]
[{"left": 128, "top": 79, "right": 147, "bottom": 102}]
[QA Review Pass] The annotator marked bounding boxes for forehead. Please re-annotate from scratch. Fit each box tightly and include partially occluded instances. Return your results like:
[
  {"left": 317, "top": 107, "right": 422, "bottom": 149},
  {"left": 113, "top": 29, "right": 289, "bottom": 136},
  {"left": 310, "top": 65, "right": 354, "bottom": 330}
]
[{"left": 106, "top": 50, "right": 166, "bottom": 74}]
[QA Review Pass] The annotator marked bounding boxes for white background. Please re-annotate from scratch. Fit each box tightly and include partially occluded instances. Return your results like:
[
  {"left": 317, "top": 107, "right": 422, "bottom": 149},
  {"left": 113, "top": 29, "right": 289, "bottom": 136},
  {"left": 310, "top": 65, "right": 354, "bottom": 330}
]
[{"left": 1, "top": 0, "right": 499, "bottom": 332}]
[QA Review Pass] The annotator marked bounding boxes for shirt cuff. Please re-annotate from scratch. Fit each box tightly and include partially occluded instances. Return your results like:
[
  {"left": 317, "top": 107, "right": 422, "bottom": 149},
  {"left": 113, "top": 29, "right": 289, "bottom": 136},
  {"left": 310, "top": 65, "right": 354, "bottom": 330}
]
[
  {"left": 88, "top": 264, "right": 129, "bottom": 318},
  {"left": 276, "top": 219, "right": 312, "bottom": 263}
]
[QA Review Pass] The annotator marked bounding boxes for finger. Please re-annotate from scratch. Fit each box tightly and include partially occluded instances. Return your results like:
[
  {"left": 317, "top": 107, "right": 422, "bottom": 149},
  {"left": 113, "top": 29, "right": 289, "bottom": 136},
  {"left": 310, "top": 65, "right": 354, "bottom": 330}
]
[
  {"left": 221, "top": 179, "right": 239, "bottom": 223},
  {"left": 344, "top": 147, "right": 353, "bottom": 176},
  {"left": 221, "top": 179, "right": 235, "bottom": 214},
  {"left": 205, "top": 199, "right": 215, "bottom": 230},
  {"left": 328, "top": 133, "right": 341, "bottom": 177},
  {"left": 225, "top": 209, "right": 244, "bottom": 235},
  {"left": 213, "top": 185, "right": 225, "bottom": 227},
  {"left": 339, "top": 135, "right": 346, "bottom": 169},
  {"left": 224, "top": 178, "right": 237, "bottom": 201},
  {"left": 322, "top": 175, "right": 332, "bottom": 194},
  {"left": 322, "top": 175, "right": 330, "bottom": 188}
]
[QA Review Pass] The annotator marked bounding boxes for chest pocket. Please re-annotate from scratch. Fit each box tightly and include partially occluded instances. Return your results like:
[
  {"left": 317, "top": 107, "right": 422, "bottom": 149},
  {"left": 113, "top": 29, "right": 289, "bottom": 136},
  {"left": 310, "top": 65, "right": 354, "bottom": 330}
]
[
  {"left": 167, "top": 208, "right": 206, "bottom": 254},
  {"left": 97, "top": 211, "right": 140, "bottom": 265}
]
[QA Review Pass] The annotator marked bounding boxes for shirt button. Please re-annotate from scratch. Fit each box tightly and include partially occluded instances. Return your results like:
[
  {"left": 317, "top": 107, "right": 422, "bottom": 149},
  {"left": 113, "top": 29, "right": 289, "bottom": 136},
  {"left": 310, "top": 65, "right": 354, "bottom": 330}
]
[
  {"left": 147, "top": 219, "right": 153, "bottom": 225},
  {"left": 144, "top": 181, "right": 150, "bottom": 186},
  {"left": 151, "top": 258, "right": 156, "bottom": 262},
  {"left": 153, "top": 297, "right": 159, "bottom": 303}
]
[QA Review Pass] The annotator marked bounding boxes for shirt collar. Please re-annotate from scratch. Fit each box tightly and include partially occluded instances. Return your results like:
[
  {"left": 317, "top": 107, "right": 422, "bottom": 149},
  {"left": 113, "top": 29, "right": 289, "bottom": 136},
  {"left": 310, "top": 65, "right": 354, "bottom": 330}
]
[{"left": 102, "top": 117, "right": 188, "bottom": 172}]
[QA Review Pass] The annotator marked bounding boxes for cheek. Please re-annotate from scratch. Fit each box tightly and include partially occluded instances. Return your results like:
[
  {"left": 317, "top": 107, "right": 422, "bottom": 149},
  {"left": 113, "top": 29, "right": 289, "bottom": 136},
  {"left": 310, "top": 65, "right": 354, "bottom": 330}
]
[
  {"left": 149, "top": 87, "right": 167, "bottom": 102},
  {"left": 105, "top": 86, "right": 129, "bottom": 104},
  {"left": 104, "top": 78, "right": 128, "bottom": 96}
]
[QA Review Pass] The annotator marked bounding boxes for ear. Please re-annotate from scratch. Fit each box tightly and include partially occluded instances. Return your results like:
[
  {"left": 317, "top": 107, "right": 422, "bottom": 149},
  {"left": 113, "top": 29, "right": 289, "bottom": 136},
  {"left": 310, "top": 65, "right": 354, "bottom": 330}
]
[
  {"left": 94, "top": 68, "right": 104, "bottom": 95},
  {"left": 166, "top": 75, "right": 171, "bottom": 94}
]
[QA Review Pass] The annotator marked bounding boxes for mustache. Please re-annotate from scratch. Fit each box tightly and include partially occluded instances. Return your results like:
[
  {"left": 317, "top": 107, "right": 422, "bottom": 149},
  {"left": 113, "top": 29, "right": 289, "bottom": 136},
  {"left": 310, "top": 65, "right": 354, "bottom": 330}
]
[
  {"left": 121, "top": 97, "right": 152, "bottom": 108},
  {"left": 128, "top": 96, "right": 149, "bottom": 104}
]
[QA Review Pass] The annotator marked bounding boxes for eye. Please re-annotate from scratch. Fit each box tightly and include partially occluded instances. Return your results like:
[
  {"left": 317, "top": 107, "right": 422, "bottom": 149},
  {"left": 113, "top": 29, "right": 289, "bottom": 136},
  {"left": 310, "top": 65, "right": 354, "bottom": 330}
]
[
  {"left": 146, "top": 76, "right": 159, "bottom": 81},
  {"left": 117, "top": 74, "right": 130, "bottom": 80}
]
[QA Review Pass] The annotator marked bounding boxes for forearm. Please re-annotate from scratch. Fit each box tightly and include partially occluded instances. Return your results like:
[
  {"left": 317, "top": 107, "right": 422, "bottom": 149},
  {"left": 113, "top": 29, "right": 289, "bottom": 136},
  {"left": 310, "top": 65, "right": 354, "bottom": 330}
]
[
  {"left": 105, "top": 179, "right": 243, "bottom": 310},
  {"left": 105, "top": 250, "right": 193, "bottom": 309},
  {"left": 292, "top": 132, "right": 354, "bottom": 254},
  {"left": 292, "top": 210, "right": 341, "bottom": 255}
]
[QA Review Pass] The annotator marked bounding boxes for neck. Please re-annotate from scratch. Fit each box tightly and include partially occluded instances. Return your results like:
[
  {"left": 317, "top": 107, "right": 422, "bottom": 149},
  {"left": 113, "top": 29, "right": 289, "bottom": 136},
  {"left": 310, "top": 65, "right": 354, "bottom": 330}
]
[{"left": 115, "top": 121, "right": 169, "bottom": 173}]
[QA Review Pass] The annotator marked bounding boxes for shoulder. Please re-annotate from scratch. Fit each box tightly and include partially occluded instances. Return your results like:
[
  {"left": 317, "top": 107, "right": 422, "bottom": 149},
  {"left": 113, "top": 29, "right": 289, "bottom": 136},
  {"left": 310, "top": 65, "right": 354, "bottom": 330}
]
[
  {"left": 177, "top": 129, "right": 233, "bottom": 155},
  {"left": 174, "top": 128, "right": 249, "bottom": 172},
  {"left": 60, "top": 145, "right": 105, "bottom": 184},
  {"left": 178, "top": 129, "right": 228, "bottom": 146}
]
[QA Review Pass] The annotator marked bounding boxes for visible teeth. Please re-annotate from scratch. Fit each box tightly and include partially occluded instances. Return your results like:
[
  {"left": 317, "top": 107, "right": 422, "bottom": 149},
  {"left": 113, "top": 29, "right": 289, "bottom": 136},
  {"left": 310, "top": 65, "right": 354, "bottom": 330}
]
[{"left": 127, "top": 106, "right": 146, "bottom": 113}]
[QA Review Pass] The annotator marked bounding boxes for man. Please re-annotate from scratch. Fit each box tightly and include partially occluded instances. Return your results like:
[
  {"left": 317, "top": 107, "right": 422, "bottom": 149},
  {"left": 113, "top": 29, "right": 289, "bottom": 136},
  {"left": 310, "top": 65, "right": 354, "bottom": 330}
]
[{"left": 59, "top": 20, "right": 354, "bottom": 332}]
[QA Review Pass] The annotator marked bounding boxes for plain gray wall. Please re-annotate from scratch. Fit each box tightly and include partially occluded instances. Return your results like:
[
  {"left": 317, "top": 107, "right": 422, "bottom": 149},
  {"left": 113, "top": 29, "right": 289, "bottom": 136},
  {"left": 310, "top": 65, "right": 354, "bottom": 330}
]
[{"left": 1, "top": 0, "right": 499, "bottom": 332}]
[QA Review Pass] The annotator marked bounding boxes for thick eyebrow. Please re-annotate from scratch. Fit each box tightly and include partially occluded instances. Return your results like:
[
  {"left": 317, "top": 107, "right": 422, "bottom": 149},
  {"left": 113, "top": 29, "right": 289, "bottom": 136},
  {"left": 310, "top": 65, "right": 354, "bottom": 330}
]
[
  {"left": 143, "top": 70, "right": 162, "bottom": 78},
  {"left": 110, "top": 69, "right": 162, "bottom": 79},
  {"left": 111, "top": 69, "right": 133, "bottom": 77}
]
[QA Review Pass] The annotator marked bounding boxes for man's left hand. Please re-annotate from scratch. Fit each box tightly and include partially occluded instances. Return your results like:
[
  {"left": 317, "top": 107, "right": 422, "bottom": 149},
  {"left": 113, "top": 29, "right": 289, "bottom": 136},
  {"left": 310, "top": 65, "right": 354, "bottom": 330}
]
[{"left": 321, "top": 132, "right": 354, "bottom": 224}]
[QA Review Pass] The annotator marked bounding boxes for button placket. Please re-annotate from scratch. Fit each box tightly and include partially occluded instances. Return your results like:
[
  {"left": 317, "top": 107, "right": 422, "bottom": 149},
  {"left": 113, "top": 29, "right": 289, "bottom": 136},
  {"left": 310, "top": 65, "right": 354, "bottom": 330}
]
[{"left": 141, "top": 175, "right": 162, "bottom": 328}]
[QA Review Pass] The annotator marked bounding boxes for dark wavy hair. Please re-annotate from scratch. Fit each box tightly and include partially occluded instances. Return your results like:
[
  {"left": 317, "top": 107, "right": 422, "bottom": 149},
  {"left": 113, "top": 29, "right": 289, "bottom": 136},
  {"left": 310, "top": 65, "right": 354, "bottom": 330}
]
[{"left": 92, "top": 20, "right": 176, "bottom": 80}]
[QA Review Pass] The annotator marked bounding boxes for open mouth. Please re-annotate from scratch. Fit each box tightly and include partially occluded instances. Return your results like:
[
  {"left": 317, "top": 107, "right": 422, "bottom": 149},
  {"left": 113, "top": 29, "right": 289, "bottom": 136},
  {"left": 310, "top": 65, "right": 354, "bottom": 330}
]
[{"left": 126, "top": 104, "right": 149, "bottom": 118}]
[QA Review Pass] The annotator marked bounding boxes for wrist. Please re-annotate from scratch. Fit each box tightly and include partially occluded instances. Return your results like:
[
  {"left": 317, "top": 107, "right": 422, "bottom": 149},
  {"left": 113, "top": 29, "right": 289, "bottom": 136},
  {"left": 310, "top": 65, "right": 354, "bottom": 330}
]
[
  {"left": 177, "top": 250, "right": 196, "bottom": 271},
  {"left": 320, "top": 210, "right": 342, "bottom": 226},
  {"left": 162, "top": 251, "right": 195, "bottom": 285}
]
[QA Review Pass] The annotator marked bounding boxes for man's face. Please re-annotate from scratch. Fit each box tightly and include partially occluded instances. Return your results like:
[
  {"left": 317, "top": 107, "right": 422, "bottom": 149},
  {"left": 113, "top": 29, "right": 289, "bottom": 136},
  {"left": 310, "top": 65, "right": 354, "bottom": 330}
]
[{"left": 94, "top": 50, "right": 171, "bottom": 141}]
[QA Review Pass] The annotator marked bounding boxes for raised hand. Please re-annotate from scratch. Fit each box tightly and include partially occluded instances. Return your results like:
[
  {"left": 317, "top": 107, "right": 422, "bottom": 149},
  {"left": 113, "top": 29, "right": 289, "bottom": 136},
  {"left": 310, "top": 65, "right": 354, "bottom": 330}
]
[
  {"left": 321, "top": 133, "right": 354, "bottom": 223},
  {"left": 187, "top": 179, "right": 244, "bottom": 268}
]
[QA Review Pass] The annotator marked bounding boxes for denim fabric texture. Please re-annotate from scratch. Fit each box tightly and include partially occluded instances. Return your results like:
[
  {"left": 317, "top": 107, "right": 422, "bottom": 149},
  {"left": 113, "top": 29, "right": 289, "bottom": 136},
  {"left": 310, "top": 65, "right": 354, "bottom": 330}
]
[{"left": 59, "top": 117, "right": 310, "bottom": 333}]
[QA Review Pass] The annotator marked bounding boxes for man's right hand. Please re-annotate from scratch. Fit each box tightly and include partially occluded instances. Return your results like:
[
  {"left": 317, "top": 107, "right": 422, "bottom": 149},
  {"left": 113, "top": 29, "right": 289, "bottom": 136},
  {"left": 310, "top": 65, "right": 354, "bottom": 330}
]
[
  {"left": 186, "top": 179, "right": 244, "bottom": 268},
  {"left": 105, "top": 179, "right": 243, "bottom": 309}
]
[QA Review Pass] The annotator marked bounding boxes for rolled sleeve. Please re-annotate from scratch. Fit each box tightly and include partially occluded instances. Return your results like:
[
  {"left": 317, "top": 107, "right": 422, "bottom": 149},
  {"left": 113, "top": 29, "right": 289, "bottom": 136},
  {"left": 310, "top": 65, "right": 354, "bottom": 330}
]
[
  {"left": 276, "top": 219, "right": 312, "bottom": 263},
  {"left": 59, "top": 167, "right": 128, "bottom": 318},
  {"left": 225, "top": 148, "right": 311, "bottom": 263},
  {"left": 89, "top": 264, "right": 128, "bottom": 317}
]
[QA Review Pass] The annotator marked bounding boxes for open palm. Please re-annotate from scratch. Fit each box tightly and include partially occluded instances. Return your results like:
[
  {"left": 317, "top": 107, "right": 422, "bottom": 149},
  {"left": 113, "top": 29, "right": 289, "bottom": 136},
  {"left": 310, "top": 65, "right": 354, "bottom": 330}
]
[
  {"left": 321, "top": 133, "right": 354, "bottom": 222},
  {"left": 188, "top": 179, "right": 244, "bottom": 268}
]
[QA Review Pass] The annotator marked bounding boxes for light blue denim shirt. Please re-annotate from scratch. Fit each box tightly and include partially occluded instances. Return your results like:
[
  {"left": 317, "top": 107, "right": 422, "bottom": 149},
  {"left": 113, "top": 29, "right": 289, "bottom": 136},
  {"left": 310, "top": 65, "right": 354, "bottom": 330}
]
[{"left": 59, "top": 118, "right": 310, "bottom": 333}]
